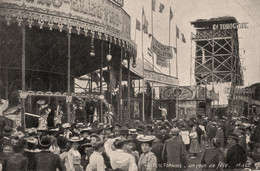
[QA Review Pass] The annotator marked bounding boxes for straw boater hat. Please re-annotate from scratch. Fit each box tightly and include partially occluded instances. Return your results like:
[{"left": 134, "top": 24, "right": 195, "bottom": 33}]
[
  {"left": 129, "top": 129, "right": 137, "bottom": 135},
  {"left": 136, "top": 135, "right": 155, "bottom": 146},
  {"left": 62, "top": 123, "right": 71, "bottom": 129},
  {"left": 80, "top": 127, "right": 92, "bottom": 134},
  {"left": 69, "top": 136, "right": 84, "bottom": 142},
  {"left": 26, "top": 136, "right": 38, "bottom": 145}
]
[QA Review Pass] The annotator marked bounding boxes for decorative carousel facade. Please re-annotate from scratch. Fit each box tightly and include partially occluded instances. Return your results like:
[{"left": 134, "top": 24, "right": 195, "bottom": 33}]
[{"left": 0, "top": 0, "right": 137, "bottom": 130}]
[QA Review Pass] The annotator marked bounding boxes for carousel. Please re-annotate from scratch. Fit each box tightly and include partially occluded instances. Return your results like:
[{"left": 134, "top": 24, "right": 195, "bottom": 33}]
[{"left": 0, "top": 0, "right": 137, "bottom": 130}]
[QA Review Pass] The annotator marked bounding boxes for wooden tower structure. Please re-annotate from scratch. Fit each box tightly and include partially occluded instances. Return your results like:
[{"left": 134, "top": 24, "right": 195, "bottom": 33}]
[{"left": 191, "top": 17, "right": 244, "bottom": 116}]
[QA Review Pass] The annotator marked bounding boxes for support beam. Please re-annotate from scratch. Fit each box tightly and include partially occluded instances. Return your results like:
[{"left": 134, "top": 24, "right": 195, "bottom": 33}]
[
  {"left": 67, "top": 32, "right": 71, "bottom": 122},
  {"left": 100, "top": 41, "right": 104, "bottom": 123},
  {"left": 127, "top": 52, "right": 131, "bottom": 120},
  {"left": 21, "top": 24, "right": 26, "bottom": 131},
  {"left": 119, "top": 46, "right": 123, "bottom": 121}
]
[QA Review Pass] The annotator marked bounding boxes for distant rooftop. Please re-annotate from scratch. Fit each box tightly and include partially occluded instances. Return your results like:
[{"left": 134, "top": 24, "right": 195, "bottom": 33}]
[{"left": 191, "top": 16, "right": 238, "bottom": 29}]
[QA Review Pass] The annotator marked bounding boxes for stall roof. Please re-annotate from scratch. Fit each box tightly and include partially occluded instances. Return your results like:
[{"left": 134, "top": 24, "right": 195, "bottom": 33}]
[{"left": 191, "top": 16, "right": 238, "bottom": 29}]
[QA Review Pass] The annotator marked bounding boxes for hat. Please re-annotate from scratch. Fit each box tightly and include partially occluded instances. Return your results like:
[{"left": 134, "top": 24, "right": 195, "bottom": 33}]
[
  {"left": 69, "top": 136, "right": 84, "bottom": 142},
  {"left": 147, "top": 125, "right": 154, "bottom": 132},
  {"left": 37, "top": 100, "right": 46, "bottom": 105},
  {"left": 104, "top": 125, "right": 114, "bottom": 130},
  {"left": 62, "top": 123, "right": 71, "bottom": 128},
  {"left": 228, "top": 133, "right": 239, "bottom": 141},
  {"left": 136, "top": 135, "right": 155, "bottom": 144},
  {"left": 129, "top": 129, "right": 137, "bottom": 135},
  {"left": 159, "top": 125, "right": 167, "bottom": 130},
  {"left": 76, "top": 123, "right": 85, "bottom": 128},
  {"left": 114, "top": 123, "right": 122, "bottom": 128},
  {"left": 26, "top": 137, "right": 38, "bottom": 145},
  {"left": 137, "top": 125, "right": 146, "bottom": 132},
  {"left": 80, "top": 127, "right": 92, "bottom": 134},
  {"left": 3, "top": 126, "right": 12, "bottom": 135},
  {"left": 170, "top": 128, "right": 180, "bottom": 135},
  {"left": 81, "top": 143, "right": 92, "bottom": 148},
  {"left": 39, "top": 136, "right": 52, "bottom": 148},
  {"left": 90, "top": 133, "right": 100, "bottom": 139},
  {"left": 56, "top": 136, "right": 68, "bottom": 149}
]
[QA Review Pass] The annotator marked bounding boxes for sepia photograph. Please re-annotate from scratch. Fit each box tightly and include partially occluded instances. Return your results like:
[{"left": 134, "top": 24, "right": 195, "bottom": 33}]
[{"left": 0, "top": 0, "right": 259, "bottom": 170}]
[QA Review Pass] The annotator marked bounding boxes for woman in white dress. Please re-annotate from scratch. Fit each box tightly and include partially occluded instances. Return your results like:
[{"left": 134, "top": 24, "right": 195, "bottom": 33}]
[{"left": 68, "top": 137, "right": 84, "bottom": 171}]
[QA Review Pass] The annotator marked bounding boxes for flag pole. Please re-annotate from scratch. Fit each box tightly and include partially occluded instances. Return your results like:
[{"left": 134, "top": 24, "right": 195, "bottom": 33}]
[
  {"left": 190, "top": 33, "right": 193, "bottom": 86},
  {"left": 134, "top": 20, "right": 137, "bottom": 43},
  {"left": 151, "top": 2, "right": 154, "bottom": 121},
  {"left": 142, "top": 6, "right": 145, "bottom": 122},
  {"left": 168, "top": 9, "right": 171, "bottom": 76},
  {"left": 176, "top": 25, "right": 178, "bottom": 78},
  {"left": 175, "top": 25, "right": 179, "bottom": 118}
]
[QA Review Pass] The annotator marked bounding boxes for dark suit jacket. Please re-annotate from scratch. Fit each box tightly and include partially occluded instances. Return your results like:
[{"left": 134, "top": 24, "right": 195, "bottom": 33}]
[
  {"left": 152, "top": 140, "right": 164, "bottom": 164},
  {"left": 162, "top": 135, "right": 188, "bottom": 167},
  {"left": 2, "top": 153, "right": 28, "bottom": 171},
  {"left": 34, "top": 151, "right": 66, "bottom": 171},
  {"left": 225, "top": 144, "right": 247, "bottom": 169}
]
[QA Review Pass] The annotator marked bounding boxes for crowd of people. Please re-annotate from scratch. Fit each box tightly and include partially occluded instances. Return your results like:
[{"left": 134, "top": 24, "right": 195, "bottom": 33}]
[{"left": 0, "top": 115, "right": 260, "bottom": 171}]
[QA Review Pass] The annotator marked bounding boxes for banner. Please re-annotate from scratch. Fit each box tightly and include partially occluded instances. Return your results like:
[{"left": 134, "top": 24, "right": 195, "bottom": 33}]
[
  {"left": 156, "top": 56, "right": 168, "bottom": 67},
  {"left": 150, "top": 36, "right": 173, "bottom": 59},
  {"left": 144, "top": 70, "right": 179, "bottom": 85}
]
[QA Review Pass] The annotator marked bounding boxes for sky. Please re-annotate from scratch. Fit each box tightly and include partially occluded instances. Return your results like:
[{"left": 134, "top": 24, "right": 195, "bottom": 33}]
[{"left": 123, "top": 0, "right": 260, "bottom": 104}]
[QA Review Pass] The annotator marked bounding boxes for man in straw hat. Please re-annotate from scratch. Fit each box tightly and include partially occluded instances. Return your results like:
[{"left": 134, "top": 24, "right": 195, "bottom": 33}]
[
  {"left": 34, "top": 136, "right": 66, "bottom": 171},
  {"left": 162, "top": 128, "right": 188, "bottom": 169}
]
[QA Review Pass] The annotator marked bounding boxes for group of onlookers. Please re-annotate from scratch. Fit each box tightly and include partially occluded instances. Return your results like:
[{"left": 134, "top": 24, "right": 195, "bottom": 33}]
[{"left": 0, "top": 115, "right": 260, "bottom": 170}]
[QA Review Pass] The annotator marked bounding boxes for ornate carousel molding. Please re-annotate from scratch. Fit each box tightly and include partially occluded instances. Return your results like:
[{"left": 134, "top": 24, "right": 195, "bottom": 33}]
[{"left": 0, "top": 3, "right": 137, "bottom": 55}]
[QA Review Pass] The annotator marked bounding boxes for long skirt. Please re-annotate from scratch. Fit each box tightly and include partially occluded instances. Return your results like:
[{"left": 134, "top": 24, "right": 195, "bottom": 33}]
[{"left": 189, "top": 138, "right": 200, "bottom": 154}]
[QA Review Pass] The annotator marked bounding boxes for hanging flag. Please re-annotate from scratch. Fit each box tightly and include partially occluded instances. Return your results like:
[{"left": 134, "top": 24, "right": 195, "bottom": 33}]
[
  {"left": 142, "top": 7, "right": 149, "bottom": 34},
  {"left": 136, "top": 19, "right": 141, "bottom": 30},
  {"left": 173, "top": 47, "right": 177, "bottom": 53},
  {"left": 181, "top": 33, "right": 186, "bottom": 43},
  {"left": 170, "top": 7, "right": 173, "bottom": 20},
  {"left": 176, "top": 26, "right": 179, "bottom": 39},
  {"left": 191, "top": 32, "right": 196, "bottom": 40},
  {"left": 152, "top": 0, "right": 156, "bottom": 11},
  {"left": 159, "top": 3, "right": 165, "bottom": 13},
  {"left": 148, "top": 47, "right": 152, "bottom": 53}
]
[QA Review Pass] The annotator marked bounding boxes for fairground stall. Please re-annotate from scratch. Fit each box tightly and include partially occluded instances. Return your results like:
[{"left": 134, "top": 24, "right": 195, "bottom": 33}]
[
  {"left": 0, "top": 0, "right": 137, "bottom": 130},
  {"left": 160, "top": 85, "right": 219, "bottom": 119}
]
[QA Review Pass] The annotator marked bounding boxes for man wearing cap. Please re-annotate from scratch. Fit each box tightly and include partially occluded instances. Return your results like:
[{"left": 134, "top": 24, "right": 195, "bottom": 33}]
[
  {"left": 225, "top": 133, "right": 247, "bottom": 169},
  {"left": 162, "top": 128, "right": 188, "bottom": 169},
  {"left": 34, "top": 136, "right": 66, "bottom": 171},
  {"left": 104, "top": 137, "right": 138, "bottom": 171}
]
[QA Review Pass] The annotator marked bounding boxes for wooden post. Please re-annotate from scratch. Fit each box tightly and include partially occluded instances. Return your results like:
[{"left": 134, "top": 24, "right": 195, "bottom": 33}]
[
  {"left": 21, "top": 24, "right": 26, "bottom": 131},
  {"left": 100, "top": 41, "right": 104, "bottom": 123},
  {"left": 127, "top": 52, "right": 131, "bottom": 120},
  {"left": 67, "top": 32, "right": 71, "bottom": 122}
]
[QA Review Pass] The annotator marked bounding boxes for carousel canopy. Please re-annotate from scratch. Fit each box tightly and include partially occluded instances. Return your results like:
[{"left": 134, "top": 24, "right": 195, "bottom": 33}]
[{"left": 0, "top": 0, "right": 136, "bottom": 54}]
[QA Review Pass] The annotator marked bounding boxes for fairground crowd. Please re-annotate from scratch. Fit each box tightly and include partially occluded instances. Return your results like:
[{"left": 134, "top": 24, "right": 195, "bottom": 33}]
[{"left": 0, "top": 115, "right": 260, "bottom": 171}]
